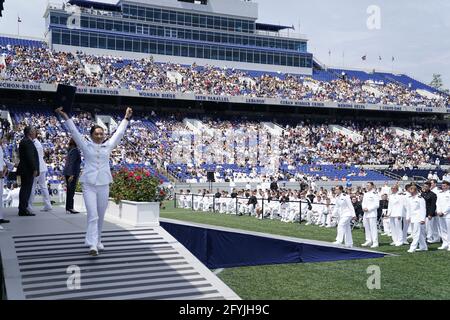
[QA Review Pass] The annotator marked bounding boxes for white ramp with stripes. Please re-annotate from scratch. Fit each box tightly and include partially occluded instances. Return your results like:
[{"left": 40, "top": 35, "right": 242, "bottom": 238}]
[{"left": 0, "top": 208, "right": 239, "bottom": 300}]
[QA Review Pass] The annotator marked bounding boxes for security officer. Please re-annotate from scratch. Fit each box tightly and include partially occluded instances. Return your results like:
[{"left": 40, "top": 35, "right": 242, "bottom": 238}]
[
  {"left": 332, "top": 185, "right": 356, "bottom": 248},
  {"left": 406, "top": 184, "right": 427, "bottom": 253},
  {"left": 362, "top": 182, "right": 380, "bottom": 248},
  {"left": 387, "top": 185, "right": 406, "bottom": 246},
  {"left": 422, "top": 181, "right": 439, "bottom": 243},
  {"left": 436, "top": 181, "right": 450, "bottom": 251},
  {"left": 56, "top": 106, "right": 132, "bottom": 256}
]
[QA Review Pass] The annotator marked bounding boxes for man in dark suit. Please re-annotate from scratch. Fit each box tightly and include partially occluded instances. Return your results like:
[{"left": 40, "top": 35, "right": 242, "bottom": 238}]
[
  {"left": 17, "top": 126, "right": 39, "bottom": 216},
  {"left": 422, "top": 181, "right": 438, "bottom": 243},
  {"left": 63, "top": 138, "right": 81, "bottom": 214},
  {"left": 270, "top": 177, "right": 278, "bottom": 191}
]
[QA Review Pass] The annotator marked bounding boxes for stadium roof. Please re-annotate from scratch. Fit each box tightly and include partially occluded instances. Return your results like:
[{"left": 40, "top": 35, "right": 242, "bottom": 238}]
[
  {"left": 68, "top": 0, "right": 121, "bottom": 12},
  {"left": 256, "top": 23, "right": 294, "bottom": 32}
]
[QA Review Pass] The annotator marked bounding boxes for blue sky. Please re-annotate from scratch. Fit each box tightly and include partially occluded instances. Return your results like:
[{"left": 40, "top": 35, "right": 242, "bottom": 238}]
[{"left": 1, "top": 0, "right": 449, "bottom": 89}]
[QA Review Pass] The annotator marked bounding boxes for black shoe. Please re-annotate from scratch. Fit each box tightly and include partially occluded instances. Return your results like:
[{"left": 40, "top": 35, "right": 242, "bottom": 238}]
[
  {"left": 18, "top": 211, "right": 36, "bottom": 216},
  {"left": 0, "top": 219, "right": 10, "bottom": 224},
  {"left": 66, "top": 209, "right": 80, "bottom": 214}
]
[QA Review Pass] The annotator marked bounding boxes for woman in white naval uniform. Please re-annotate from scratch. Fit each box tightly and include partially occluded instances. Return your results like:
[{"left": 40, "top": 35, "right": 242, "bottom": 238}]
[
  {"left": 28, "top": 134, "right": 53, "bottom": 212},
  {"left": 332, "top": 186, "right": 356, "bottom": 248},
  {"left": 56, "top": 107, "right": 132, "bottom": 256}
]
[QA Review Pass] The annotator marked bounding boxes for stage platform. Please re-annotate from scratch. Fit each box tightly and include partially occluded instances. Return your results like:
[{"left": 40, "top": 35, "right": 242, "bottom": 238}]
[
  {"left": 160, "top": 218, "right": 391, "bottom": 268},
  {"left": 0, "top": 206, "right": 240, "bottom": 300}
]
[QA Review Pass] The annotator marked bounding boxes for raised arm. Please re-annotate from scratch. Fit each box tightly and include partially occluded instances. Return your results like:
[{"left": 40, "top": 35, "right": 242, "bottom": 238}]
[
  {"left": 108, "top": 107, "right": 133, "bottom": 149},
  {"left": 55, "top": 107, "right": 87, "bottom": 153}
]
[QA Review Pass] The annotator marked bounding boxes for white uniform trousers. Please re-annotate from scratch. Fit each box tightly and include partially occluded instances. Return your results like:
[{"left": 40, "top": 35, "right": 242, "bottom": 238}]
[
  {"left": 445, "top": 219, "right": 450, "bottom": 249},
  {"left": 82, "top": 183, "right": 110, "bottom": 247},
  {"left": 426, "top": 217, "right": 440, "bottom": 242},
  {"left": 336, "top": 216, "right": 353, "bottom": 246},
  {"left": 363, "top": 216, "right": 379, "bottom": 245},
  {"left": 0, "top": 179, "right": 4, "bottom": 220},
  {"left": 409, "top": 222, "right": 427, "bottom": 251},
  {"left": 28, "top": 172, "right": 52, "bottom": 210},
  {"left": 382, "top": 218, "right": 391, "bottom": 236},
  {"left": 58, "top": 186, "right": 65, "bottom": 203},
  {"left": 403, "top": 219, "right": 410, "bottom": 243},
  {"left": 437, "top": 217, "right": 448, "bottom": 248},
  {"left": 390, "top": 217, "right": 403, "bottom": 245}
]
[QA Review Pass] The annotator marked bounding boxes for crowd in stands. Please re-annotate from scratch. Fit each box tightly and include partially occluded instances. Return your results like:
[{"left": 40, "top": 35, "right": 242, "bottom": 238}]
[
  {"left": 279, "top": 120, "right": 449, "bottom": 167},
  {"left": 0, "top": 106, "right": 448, "bottom": 185},
  {"left": 2, "top": 44, "right": 449, "bottom": 108},
  {"left": 158, "top": 115, "right": 449, "bottom": 182}
]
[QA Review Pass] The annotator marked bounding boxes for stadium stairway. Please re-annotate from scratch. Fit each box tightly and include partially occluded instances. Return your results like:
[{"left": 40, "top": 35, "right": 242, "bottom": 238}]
[{"left": 0, "top": 207, "right": 239, "bottom": 300}]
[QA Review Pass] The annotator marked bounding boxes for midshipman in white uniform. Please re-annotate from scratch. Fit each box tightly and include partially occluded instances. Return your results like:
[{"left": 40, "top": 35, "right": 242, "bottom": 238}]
[
  {"left": 56, "top": 107, "right": 132, "bottom": 256},
  {"left": 406, "top": 185, "right": 427, "bottom": 253},
  {"left": 332, "top": 186, "right": 356, "bottom": 248},
  {"left": 362, "top": 182, "right": 380, "bottom": 248},
  {"left": 28, "top": 136, "right": 53, "bottom": 212},
  {"left": 436, "top": 181, "right": 450, "bottom": 251},
  {"left": 387, "top": 185, "right": 406, "bottom": 246}
]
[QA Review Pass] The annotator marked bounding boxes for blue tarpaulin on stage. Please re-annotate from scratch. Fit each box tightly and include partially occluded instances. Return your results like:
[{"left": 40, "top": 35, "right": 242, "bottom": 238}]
[{"left": 160, "top": 222, "right": 386, "bottom": 269}]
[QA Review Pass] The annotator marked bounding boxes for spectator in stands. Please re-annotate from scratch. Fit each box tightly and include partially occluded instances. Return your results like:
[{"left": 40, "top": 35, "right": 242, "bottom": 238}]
[
  {"left": 2, "top": 45, "right": 449, "bottom": 107},
  {"left": 443, "top": 171, "right": 450, "bottom": 182}
]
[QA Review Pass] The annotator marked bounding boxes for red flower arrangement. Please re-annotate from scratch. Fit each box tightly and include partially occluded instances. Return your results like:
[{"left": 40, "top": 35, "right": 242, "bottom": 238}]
[{"left": 110, "top": 167, "right": 168, "bottom": 204}]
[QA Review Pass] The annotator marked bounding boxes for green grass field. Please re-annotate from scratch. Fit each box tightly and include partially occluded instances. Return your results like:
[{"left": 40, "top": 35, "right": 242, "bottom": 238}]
[{"left": 160, "top": 201, "right": 450, "bottom": 300}]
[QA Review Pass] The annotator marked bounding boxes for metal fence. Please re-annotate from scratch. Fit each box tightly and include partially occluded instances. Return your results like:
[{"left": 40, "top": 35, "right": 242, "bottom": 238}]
[{"left": 173, "top": 193, "right": 345, "bottom": 226}]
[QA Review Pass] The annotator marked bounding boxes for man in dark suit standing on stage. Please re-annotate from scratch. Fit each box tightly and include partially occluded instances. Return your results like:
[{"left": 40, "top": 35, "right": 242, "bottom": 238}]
[
  {"left": 63, "top": 138, "right": 82, "bottom": 214},
  {"left": 17, "top": 126, "right": 39, "bottom": 216}
]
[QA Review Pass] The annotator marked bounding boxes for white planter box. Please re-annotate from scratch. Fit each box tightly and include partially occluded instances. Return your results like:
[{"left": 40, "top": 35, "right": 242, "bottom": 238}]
[
  {"left": 72, "top": 192, "right": 159, "bottom": 227},
  {"left": 107, "top": 198, "right": 121, "bottom": 219},
  {"left": 119, "top": 201, "right": 160, "bottom": 227},
  {"left": 74, "top": 192, "right": 84, "bottom": 212}
]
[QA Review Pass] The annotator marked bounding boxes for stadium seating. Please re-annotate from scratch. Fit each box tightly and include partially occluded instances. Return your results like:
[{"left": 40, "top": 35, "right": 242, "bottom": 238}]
[{"left": 1, "top": 42, "right": 448, "bottom": 108}]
